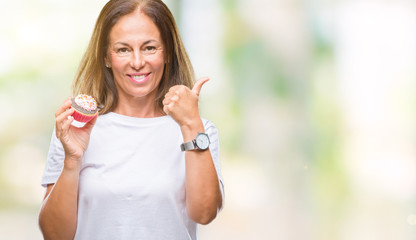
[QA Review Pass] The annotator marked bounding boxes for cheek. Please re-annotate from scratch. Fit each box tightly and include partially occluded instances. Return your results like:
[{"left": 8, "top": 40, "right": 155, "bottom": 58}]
[
  {"left": 110, "top": 57, "right": 125, "bottom": 71},
  {"left": 148, "top": 51, "right": 165, "bottom": 68},
  {"left": 151, "top": 57, "right": 165, "bottom": 72}
]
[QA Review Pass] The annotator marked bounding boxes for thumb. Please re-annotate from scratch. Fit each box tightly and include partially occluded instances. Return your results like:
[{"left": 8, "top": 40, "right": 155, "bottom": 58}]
[
  {"left": 83, "top": 114, "right": 98, "bottom": 131},
  {"left": 191, "top": 77, "right": 210, "bottom": 96}
]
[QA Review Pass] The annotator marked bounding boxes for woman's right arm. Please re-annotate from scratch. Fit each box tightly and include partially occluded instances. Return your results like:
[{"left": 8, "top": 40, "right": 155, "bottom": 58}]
[
  {"left": 39, "top": 97, "right": 97, "bottom": 240},
  {"left": 39, "top": 162, "right": 81, "bottom": 240}
]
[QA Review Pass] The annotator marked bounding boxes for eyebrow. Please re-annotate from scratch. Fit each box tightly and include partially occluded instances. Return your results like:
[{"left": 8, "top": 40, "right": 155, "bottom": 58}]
[{"left": 113, "top": 40, "right": 158, "bottom": 46}]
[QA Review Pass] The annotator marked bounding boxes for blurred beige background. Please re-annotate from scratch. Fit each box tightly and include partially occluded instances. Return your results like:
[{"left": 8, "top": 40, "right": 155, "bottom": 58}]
[{"left": 1, "top": 0, "right": 416, "bottom": 239}]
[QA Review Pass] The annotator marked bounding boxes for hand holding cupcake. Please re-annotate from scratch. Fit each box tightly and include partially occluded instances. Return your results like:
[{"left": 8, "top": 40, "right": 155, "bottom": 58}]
[{"left": 54, "top": 96, "right": 97, "bottom": 165}]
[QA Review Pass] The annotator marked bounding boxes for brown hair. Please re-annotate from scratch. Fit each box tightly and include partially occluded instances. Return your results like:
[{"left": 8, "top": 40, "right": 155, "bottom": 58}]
[{"left": 72, "top": 0, "right": 195, "bottom": 114}]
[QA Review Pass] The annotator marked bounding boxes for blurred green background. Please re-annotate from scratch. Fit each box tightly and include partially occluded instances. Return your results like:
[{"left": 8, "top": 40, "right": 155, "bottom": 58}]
[{"left": 1, "top": 0, "right": 416, "bottom": 239}]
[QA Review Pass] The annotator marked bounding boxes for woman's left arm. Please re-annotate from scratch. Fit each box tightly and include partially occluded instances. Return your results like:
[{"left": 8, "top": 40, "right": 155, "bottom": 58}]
[
  {"left": 163, "top": 77, "right": 223, "bottom": 224},
  {"left": 181, "top": 119, "right": 223, "bottom": 224}
]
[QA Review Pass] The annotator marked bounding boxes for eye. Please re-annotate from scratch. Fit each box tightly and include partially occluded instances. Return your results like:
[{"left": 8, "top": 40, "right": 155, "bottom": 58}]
[
  {"left": 116, "top": 47, "right": 131, "bottom": 56},
  {"left": 143, "top": 46, "right": 157, "bottom": 54}
]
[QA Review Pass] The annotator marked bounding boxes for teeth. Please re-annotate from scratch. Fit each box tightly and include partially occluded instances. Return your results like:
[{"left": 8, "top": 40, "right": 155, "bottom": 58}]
[{"left": 132, "top": 75, "right": 145, "bottom": 80}]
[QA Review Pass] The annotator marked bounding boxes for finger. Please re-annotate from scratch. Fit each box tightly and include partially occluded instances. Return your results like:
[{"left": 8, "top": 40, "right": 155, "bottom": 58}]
[
  {"left": 163, "top": 91, "right": 175, "bottom": 102},
  {"left": 56, "top": 108, "right": 75, "bottom": 138},
  {"left": 163, "top": 105, "right": 170, "bottom": 115},
  {"left": 162, "top": 97, "right": 170, "bottom": 106},
  {"left": 61, "top": 115, "right": 74, "bottom": 133},
  {"left": 191, "top": 77, "right": 210, "bottom": 96},
  {"left": 55, "top": 97, "right": 72, "bottom": 118},
  {"left": 163, "top": 89, "right": 181, "bottom": 105},
  {"left": 83, "top": 114, "right": 98, "bottom": 131},
  {"left": 56, "top": 113, "right": 74, "bottom": 139},
  {"left": 171, "top": 95, "right": 179, "bottom": 102},
  {"left": 168, "top": 85, "right": 181, "bottom": 92},
  {"left": 56, "top": 108, "right": 75, "bottom": 125},
  {"left": 164, "top": 101, "right": 176, "bottom": 114},
  {"left": 162, "top": 93, "right": 172, "bottom": 106}
]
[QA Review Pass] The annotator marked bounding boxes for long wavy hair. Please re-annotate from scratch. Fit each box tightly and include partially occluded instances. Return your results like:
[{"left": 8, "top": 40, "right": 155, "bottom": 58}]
[{"left": 72, "top": 0, "right": 195, "bottom": 114}]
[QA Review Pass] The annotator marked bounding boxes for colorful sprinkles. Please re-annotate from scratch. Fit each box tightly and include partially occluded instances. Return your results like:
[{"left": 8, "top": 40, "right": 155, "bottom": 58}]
[{"left": 74, "top": 94, "right": 97, "bottom": 111}]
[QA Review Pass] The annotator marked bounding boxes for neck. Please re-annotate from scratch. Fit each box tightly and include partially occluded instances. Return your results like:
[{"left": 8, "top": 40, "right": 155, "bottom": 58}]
[{"left": 113, "top": 95, "right": 165, "bottom": 118}]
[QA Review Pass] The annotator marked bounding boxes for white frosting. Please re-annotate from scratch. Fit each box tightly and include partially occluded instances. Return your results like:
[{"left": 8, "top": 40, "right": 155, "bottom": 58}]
[{"left": 74, "top": 94, "right": 97, "bottom": 111}]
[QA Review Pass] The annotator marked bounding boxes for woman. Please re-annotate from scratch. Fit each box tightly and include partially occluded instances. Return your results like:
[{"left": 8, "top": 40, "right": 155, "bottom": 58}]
[{"left": 38, "top": 0, "right": 224, "bottom": 239}]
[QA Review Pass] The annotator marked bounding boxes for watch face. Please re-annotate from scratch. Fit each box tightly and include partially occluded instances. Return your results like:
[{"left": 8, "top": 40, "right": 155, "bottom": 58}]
[{"left": 196, "top": 133, "right": 210, "bottom": 150}]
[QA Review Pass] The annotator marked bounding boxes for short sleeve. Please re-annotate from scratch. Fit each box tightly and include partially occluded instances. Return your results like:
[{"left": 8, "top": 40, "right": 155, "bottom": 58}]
[
  {"left": 203, "top": 119, "right": 225, "bottom": 211},
  {"left": 41, "top": 127, "right": 65, "bottom": 187}
]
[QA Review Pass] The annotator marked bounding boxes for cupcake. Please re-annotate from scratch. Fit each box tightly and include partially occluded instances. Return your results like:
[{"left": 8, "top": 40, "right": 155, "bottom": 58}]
[{"left": 71, "top": 94, "right": 98, "bottom": 124}]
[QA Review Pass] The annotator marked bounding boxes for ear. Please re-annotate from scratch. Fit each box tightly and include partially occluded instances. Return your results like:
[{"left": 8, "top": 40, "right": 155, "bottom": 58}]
[{"left": 104, "top": 58, "right": 111, "bottom": 68}]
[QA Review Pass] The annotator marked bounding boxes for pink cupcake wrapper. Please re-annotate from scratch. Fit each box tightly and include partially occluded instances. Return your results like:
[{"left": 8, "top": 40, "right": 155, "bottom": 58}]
[{"left": 71, "top": 108, "right": 97, "bottom": 123}]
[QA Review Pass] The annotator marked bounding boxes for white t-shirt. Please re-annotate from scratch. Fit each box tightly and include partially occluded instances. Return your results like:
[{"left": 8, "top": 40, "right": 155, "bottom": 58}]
[{"left": 41, "top": 112, "right": 224, "bottom": 240}]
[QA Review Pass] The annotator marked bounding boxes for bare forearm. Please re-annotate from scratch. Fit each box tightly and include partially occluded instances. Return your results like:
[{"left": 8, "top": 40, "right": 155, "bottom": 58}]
[
  {"left": 182, "top": 120, "right": 222, "bottom": 224},
  {"left": 39, "top": 162, "right": 80, "bottom": 240},
  {"left": 185, "top": 151, "right": 222, "bottom": 224}
]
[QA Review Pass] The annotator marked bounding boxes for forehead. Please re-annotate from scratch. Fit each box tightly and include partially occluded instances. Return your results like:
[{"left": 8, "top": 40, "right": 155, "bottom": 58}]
[{"left": 109, "top": 10, "right": 161, "bottom": 44}]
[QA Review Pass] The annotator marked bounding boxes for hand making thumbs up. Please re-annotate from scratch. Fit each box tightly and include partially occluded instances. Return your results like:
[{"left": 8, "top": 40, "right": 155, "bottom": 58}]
[{"left": 162, "top": 77, "right": 210, "bottom": 128}]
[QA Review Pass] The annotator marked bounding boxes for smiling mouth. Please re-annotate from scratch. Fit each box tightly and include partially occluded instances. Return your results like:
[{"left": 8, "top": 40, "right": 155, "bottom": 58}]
[
  {"left": 128, "top": 73, "right": 150, "bottom": 83},
  {"left": 131, "top": 74, "right": 146, "bottom": 80}
]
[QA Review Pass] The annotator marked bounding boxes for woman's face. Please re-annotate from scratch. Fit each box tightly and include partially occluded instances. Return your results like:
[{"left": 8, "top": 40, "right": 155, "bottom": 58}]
[{"left": 106, "top": 10, "right": 165, "bottom": 105}]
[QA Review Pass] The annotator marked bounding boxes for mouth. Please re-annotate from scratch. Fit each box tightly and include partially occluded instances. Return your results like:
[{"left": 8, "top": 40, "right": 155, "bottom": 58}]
[{"left": 128, "top": 73, "right": 151, "bottom": 84}]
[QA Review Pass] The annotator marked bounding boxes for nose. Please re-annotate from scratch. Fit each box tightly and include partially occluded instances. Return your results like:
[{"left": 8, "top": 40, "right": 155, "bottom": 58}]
[{"left": 130, "top": 50, "right": 144, "bottom": 70}]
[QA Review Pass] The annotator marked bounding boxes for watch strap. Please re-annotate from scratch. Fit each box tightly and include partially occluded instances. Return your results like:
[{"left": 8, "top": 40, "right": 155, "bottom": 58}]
[{"left": 180, "top": 140, "right": 196, "bottom": 151}]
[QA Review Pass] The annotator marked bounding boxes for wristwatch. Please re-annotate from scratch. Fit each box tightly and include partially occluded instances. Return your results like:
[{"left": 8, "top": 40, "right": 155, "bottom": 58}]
[{"left": 180, "top": 133, "right": 210, "bottom": 151}]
